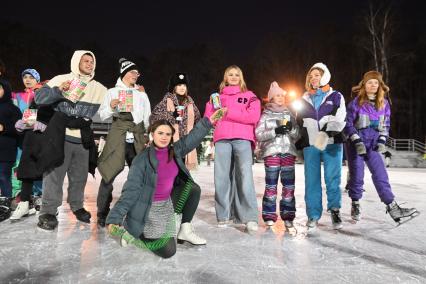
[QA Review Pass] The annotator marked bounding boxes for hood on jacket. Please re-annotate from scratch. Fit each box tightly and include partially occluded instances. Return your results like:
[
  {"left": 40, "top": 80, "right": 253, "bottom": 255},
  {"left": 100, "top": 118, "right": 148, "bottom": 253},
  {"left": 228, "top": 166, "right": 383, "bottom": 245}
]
[
  {"left": 0, "top": 78, "right": 12, "bottom": 103},
  {"left": 70, "top": 50, "right": 96, "bottom": 80}
]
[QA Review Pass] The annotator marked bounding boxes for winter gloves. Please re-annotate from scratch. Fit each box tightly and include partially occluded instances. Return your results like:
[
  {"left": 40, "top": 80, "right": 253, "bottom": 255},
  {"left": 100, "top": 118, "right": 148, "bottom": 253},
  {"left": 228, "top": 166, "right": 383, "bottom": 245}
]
[
  {"left": 375, "top": 135, "right": 387, "bottom": 153},
  {"left": 33, "top": 121, "right": 47, "bottom": 132},
  {"left": 350, "top": 134, "right": 367, "bottom": 156},
  {"left": 313, "top": 131, "right": 329, "bottom": 151},
  {"left": 354, "top": 141, "right": 367, "bottom": 156},
  {"left": 350, "top": 133, "right": 387, "bottom": 156},
  {"left": 275, "top": 121, "right": 292, "bottom": 135},
  {"left": 15, "top": 119, "right": 28, "bottom": 132}
]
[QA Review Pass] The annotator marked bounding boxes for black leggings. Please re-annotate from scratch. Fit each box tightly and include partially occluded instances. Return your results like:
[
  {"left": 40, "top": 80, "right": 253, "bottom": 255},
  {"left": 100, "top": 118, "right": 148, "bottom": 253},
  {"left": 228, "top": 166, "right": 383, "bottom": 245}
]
[
  {"left": 140, "top": 236, "right": 176, "bottom": 258},
  {"left": 172, "top": 181, "right": 201, "bottom": 223},
  {"left": 20, "top": 179, "right": 34, "bottom": 202}
]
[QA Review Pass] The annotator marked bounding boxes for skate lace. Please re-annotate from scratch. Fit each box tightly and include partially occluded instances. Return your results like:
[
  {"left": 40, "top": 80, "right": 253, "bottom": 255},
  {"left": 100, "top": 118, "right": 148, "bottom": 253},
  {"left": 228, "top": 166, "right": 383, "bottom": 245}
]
[{"left": 386, "top": 202, "right": 403, "bottom": 214}]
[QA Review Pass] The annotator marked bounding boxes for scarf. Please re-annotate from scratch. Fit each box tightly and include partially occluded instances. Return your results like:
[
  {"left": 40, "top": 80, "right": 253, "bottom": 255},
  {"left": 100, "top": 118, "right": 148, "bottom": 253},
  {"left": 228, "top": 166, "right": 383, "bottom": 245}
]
[{"left": 166, "top": 96, "right": 197, "bottom": 170}]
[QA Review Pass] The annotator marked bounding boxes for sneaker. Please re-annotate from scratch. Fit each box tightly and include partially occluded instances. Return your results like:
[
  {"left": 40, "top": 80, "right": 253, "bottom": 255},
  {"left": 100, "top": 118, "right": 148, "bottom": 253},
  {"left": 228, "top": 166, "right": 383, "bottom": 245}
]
[
  {"left": 73, "top": 208, "right": 91, "bottom": 223},
  {"left": 330, "top": 208, "right": 343, "bottom": 230},
  {"left": 37, "top": 214, "right": 58, "bottom": 230},
  {"left": 306, "top": 218, "right": 318, "bottom": 229},
  {"left": 265, "top": 220, "right": 275, "bottom": 226},
  {"left": 10, "top": 201, "right": 30, "bottom": 220},
  {"left": 246, "top": 221, "right": 258, "bottom": 232},
  {"left": 351, "top": 201, "right": 361, "bottom": 221}
]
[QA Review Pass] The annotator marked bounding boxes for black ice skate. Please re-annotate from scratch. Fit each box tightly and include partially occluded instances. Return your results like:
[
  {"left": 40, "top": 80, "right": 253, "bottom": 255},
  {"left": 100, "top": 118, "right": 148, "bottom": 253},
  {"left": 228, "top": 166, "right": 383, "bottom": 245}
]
[
  {"left": 330, "top": 208, "right": 343, "bottom": 230},
  {"left": 37, "top": 214, "right": 58, "bottom": 230},
  {"left": 73, "top": 208, "right": 91, "bottom": 223},
  {"left": 386, "top": 201, "right": 419, "bottom": 225},
  {"left": 351, "top": 201, "right": 361, "bottom": 221}
]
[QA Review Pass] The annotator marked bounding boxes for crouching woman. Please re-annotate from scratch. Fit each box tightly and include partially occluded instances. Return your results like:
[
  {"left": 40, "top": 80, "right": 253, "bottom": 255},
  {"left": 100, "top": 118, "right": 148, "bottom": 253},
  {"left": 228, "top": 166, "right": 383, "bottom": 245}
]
[{"left": 107, "top": 109, "right": 224, "bottom": 258}]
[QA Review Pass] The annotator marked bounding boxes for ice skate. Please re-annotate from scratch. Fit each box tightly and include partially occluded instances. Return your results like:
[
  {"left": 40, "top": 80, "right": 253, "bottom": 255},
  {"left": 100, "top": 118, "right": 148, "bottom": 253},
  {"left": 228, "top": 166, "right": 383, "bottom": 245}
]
[
  {"left": 177, "top": 223, "right": 207, "bottom": 245},
  {"left": 386, "top": 201, "right": 419, "bottom": 226},
  {"left": 246, "top": 221, "right": 259, "bottom": 233},
  {"left": 10, "top": 201, "right": 31, "bottom": 221},
  {"left": 217, "top": 219, "right": 232, "bottom": 228},
  {"left": 330, "top": 208, "right": 343, "bottom": 230},
  {"left": 351, "top": 201, "right": 361, "bottom": 221},
  {"left": 306, "top": 218, "right": 318, "bottom": 230},
  {"left": 265, "top": 220, "right": 275, "bottom": 227},
  {"left": 37, "top": 214, "right": 58, "bottom": 230},
  {"left": 284, "top": 220, "right": 297, "bottom": 236},
  {"left": 73, "top": 208, "right": 91, "bottom": 223}
]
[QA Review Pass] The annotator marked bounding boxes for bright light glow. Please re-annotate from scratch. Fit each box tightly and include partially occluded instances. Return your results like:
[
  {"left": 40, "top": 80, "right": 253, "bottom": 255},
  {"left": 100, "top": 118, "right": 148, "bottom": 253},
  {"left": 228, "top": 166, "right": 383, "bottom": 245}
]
[
  {"left": 288, "top": 90, "right": 297, "bottom": 97},
  {"left": 292, "top": 100, "right": 303, "bottom": 111}
]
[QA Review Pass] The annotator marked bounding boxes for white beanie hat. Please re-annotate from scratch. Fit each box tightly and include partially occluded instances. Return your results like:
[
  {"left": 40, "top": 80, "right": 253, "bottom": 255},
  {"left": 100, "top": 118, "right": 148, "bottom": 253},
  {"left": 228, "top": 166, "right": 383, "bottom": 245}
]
[{"left": 310, "top": 62, "right": 331, "bottom": 86}]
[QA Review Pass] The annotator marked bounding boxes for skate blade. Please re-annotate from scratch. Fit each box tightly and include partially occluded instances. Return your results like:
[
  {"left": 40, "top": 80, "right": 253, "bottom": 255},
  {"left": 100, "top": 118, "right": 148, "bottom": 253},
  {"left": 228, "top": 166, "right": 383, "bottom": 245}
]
[
  {"left": 177, "top": 239, "right": 207, "bottom": 246},
  {"left": 396, "top": 211, "right": 420, "bottom": 227}
]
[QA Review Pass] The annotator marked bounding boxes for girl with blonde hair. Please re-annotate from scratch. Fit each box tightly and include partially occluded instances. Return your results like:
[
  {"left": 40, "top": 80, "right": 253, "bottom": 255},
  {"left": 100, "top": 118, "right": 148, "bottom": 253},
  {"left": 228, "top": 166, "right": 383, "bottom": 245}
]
[{"left": 204, "top": 65, "right": 261, "bottom": 233}]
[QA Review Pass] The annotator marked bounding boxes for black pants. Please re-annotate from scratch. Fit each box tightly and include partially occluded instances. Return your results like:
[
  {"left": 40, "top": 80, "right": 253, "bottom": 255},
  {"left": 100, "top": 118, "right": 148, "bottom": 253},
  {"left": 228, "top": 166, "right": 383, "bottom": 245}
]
[{"left": 97, "top": 143, "right": 136, "bottom": 217}]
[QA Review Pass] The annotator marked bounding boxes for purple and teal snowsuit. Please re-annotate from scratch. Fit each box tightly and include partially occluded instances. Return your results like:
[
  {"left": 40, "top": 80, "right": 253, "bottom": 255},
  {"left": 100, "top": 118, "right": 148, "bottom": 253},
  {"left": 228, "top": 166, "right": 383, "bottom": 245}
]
[
  {"left": 296, "top": 89, "right": 346, "bottom": 220},
  {"left": 344, "top": 97, "right": 394, "bottom": 205}
]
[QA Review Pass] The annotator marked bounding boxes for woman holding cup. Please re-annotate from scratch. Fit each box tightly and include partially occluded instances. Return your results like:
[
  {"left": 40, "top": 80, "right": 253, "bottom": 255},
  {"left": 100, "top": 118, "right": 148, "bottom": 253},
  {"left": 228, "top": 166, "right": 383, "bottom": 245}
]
[
  {"left": 150, "top": 73, "right": 201, "bottom": 170},
  {"left": 204, "top": 65, "right": 261, "bottom": 233}
]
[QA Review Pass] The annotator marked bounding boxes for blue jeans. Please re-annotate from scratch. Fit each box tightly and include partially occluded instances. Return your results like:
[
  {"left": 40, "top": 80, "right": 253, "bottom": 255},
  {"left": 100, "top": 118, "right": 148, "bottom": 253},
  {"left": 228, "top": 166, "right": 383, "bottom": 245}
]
[
  {"left": 214, "top": 139, "right": 258, "bottom": 223},
  {"left": 0, "top": 161, "right": 14, "bottom": 198},
  {"left": 303, "top": 144, "right": 343, "bottom": 220}
]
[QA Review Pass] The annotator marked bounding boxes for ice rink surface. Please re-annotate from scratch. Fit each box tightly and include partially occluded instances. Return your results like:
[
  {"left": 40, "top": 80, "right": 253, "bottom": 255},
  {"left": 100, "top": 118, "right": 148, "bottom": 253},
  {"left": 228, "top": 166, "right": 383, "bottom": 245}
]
[{"left": 1, "top": 163, "right": 425, "bottom": 283}]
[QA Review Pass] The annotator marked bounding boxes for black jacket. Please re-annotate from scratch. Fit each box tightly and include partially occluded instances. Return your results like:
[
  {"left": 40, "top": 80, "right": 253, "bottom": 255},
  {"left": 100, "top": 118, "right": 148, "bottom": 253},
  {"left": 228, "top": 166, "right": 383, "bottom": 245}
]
[
  {"left": 0, "top": 79, "right": 22, "bottom": 162},
  {"left": 36, "top": 112, "right": 98, "bottom": 176},
  {"left": 17, "top": 104, "right": 56, "bottom": 180}
]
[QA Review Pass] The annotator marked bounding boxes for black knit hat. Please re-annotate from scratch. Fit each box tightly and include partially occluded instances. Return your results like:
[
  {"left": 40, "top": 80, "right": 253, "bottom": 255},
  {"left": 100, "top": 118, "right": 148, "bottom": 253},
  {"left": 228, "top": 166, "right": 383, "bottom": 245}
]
[
  {"left": 168, "top": 73, "right": 189, "bottom": 93},
  {"left": 119, "top": 58, "right": 138, "bottom": 79}
]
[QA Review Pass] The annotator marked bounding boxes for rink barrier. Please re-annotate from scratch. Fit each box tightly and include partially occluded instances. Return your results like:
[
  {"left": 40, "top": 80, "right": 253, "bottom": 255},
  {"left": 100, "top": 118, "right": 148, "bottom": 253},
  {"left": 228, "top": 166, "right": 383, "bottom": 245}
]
[{"left": 110, "top": 179, "right": 194, "bottom": 251}]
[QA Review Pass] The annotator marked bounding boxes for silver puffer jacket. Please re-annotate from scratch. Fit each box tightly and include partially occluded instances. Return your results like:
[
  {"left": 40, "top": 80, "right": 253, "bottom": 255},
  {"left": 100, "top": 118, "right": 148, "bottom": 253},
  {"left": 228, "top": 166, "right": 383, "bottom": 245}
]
[{"left": 255, "top": 108, "right": 299, "bottom": 158}]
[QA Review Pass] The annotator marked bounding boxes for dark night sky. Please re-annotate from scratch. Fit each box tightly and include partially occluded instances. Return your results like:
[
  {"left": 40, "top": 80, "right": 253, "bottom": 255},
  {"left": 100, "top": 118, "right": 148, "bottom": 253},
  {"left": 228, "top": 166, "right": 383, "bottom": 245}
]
[
  {"left": 1, "top": 0, "right": 376, "bottom": 56},
  {"left": 2, "top": 0, "right": 426, "bottom": 140}
]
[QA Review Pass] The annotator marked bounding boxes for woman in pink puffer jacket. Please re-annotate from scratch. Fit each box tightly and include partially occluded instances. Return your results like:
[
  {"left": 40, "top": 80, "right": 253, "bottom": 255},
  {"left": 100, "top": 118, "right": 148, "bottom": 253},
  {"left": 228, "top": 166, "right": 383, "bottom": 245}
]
[{"left": 204, "top": 65, "right": 261, "bottom": 233}]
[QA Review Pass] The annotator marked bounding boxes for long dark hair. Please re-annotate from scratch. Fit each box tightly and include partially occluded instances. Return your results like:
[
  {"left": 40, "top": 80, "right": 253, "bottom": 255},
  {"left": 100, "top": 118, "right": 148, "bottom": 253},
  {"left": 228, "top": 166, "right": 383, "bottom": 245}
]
[{"left": 148, "top": 119, "right": 175, "bottom": 162}]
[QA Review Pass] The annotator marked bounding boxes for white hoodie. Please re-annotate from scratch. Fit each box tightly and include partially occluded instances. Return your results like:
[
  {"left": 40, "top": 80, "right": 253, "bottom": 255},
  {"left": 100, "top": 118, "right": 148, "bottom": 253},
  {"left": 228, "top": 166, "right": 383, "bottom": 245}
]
[{"left": 98, "top": 78, "right": 151, "bottom": 140}]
